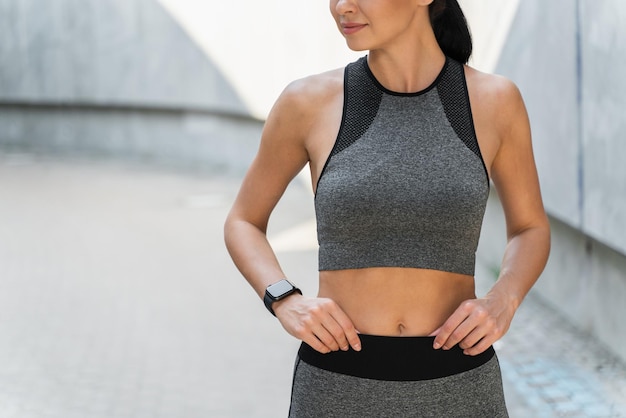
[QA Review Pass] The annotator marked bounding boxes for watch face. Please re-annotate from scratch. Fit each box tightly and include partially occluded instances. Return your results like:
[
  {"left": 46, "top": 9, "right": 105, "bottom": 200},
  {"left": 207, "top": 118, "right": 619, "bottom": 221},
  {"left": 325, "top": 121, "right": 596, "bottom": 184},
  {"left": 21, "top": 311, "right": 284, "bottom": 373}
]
[{"left": 267, "top": 280, "right": 294, "bottom": 299}]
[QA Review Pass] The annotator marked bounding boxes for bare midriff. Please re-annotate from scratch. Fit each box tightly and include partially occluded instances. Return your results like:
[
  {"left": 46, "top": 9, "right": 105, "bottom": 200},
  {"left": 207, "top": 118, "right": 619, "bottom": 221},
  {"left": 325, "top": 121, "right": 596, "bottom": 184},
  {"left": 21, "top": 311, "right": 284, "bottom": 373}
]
[{"left": 318, "top": 267, "right": 476, "bottom": 336}]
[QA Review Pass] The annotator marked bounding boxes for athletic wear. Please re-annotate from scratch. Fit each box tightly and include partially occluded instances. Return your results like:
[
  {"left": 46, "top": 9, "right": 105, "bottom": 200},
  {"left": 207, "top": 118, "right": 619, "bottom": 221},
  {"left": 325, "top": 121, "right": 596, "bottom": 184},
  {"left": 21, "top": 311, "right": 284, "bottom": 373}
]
[
  {"left": 289, "top": 336, "right": 508, "bottom": 417},
  {"left": 289, "top": 57, "right": 507, "bottom": 417},
  {"left": 315, "top": 56, "right": 489, "bottom": 275}
]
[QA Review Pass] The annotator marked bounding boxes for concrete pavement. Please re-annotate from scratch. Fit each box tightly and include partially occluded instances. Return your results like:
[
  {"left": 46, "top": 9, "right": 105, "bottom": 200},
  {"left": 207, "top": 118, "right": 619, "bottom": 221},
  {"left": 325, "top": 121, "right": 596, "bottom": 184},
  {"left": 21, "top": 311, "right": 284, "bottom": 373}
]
[{"left": 0, "top": 152, "right": 625, "bottom": 417}]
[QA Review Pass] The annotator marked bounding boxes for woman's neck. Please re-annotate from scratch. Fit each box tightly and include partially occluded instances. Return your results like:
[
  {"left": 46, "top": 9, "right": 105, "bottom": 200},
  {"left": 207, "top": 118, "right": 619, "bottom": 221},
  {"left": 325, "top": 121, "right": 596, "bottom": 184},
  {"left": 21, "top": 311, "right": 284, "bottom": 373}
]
[{"left": 367, "top": 36, "right": 446, "bottom": 94}]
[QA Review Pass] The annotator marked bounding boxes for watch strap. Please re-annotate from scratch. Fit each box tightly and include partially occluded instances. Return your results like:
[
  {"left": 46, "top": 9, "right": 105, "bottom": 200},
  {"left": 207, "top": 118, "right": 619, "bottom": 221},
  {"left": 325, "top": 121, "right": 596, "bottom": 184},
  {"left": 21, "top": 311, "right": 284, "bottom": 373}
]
[{"left": 263, "top": 292, "right": 278, "bottom": 316}]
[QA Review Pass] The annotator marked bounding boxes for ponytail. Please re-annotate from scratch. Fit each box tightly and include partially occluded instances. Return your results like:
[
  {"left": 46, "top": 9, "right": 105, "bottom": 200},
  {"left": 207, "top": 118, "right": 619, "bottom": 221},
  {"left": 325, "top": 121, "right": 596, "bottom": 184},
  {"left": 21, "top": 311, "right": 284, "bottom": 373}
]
[{"left": 429, "top": 0, "right": 472, "bottom": 64}]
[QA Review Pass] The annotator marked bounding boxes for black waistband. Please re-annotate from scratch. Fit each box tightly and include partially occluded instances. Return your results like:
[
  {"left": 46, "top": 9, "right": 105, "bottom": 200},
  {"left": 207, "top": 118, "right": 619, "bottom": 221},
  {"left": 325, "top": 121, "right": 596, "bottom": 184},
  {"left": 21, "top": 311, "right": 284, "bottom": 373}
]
[{"left": 298, "top": 334, "right": 495, "bottom": 381}]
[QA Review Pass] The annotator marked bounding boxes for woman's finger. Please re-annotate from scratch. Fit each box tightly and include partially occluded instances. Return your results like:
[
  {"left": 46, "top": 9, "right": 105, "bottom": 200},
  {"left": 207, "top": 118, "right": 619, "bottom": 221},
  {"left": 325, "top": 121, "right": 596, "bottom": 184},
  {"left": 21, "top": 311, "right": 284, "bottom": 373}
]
[
  {"left": 458, "top": 325, "right": 488, "bottom": 350},
  {"left": 327, "top": 302, "right": 361, "bottom": 351},
  {"left": 463, "top": 334, "right": 495, "bottom": 356},
  {"left": 320, "top": 317, "right": 351, "bottom": 351},
  {"left": 312, "top": 324, "right": 341, "bottom": 352},
  {"left": 302, "top": 332, "right": 332, "bottom": 354},
  {"left": 441, "top": 317, "right": 480, "bottom": 350},
  {"left": 433, "top": 300, "right": 475, "bottom": 349}
]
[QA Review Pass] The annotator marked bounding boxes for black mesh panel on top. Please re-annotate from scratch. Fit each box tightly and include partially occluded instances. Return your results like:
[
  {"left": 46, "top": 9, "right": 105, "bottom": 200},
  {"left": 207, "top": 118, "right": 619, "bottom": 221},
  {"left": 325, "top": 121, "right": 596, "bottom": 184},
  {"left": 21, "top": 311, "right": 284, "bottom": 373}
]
[
  {"left": 330, "top": 57, "right": 383, "bottom": 158},
  {"left": 436, "top": 60, "right": 485, "bottom": 166}
]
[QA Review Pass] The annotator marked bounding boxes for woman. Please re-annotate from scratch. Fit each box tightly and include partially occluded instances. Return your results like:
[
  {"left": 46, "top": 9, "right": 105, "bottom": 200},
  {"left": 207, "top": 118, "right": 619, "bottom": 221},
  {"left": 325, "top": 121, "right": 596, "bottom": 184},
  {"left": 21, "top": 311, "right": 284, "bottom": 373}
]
[{"left": 224, "top": 0, "right": 550, "bottom": 416}]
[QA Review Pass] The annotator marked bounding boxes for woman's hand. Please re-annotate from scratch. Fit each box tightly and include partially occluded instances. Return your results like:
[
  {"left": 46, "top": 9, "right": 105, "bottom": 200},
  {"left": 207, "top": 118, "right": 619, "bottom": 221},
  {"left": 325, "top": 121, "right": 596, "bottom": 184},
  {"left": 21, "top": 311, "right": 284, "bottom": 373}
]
[
  {"left": 429, "top": 291, "right": 517, "bottom": 356},
  {"left": 273, "top": 294, "right": 362, "bottom": 354}
]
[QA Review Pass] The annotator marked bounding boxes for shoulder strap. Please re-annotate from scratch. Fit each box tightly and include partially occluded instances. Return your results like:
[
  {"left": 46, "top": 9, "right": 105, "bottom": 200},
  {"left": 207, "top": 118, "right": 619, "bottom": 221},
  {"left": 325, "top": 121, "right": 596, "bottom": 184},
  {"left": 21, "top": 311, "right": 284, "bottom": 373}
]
[
  {"left": 437, "top": 59, "right": 489, "bottom": 181},
  {"left": 316, "top": 57, "right": 383, "bottom": 190}
]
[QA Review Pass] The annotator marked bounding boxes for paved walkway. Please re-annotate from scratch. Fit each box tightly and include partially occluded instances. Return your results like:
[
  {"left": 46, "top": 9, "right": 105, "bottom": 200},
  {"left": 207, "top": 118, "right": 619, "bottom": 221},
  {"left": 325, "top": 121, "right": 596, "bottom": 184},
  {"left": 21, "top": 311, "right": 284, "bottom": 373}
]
[{"left": 0, "top": 152, "right": 625, "bottom": 417}]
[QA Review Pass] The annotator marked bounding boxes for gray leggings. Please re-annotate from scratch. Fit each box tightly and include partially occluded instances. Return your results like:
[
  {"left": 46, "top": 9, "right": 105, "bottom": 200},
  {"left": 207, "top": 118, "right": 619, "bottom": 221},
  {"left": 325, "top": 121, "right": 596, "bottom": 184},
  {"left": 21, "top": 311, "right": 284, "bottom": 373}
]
[{"left": 289, "top": 335, "right": 508, "bottom": 417}]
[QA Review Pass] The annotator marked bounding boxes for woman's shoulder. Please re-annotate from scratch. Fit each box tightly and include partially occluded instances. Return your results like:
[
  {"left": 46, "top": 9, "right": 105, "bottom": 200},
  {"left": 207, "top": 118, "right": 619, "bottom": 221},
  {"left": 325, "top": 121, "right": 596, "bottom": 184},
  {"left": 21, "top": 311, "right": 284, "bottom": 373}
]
[
  {"left": 261, "top": 67, "right": 346, "bottom": 150},
  {"left": 275, "top": 67, "right": 345, "bottom": 115},
  {"left": 463, "top": 65, "right": 528, "bottom": 133},
  {"left": 465, "top": 65, "right": 523, "bottom": 113},
  {"left": 464, "top": 65, "right": 523, "bottom": 109}
]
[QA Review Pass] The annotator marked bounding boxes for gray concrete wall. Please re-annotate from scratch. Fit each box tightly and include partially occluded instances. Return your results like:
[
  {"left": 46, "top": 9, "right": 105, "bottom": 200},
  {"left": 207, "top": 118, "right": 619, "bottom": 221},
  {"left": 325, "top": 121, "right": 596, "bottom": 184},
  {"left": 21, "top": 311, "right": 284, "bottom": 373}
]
[
  {"left": 0, "top": 0, "right": 262, "bottom": 172},
  {"left": 580, "top": 2, "right": 626, "bottom": 255},
  {"left": 480, "top": 0, "right": 626, "bottom": 362},
  {"left": 495, "top": 0, "right": 582, "bottom": 226},
  {"left": 0, "top": 0, "right": 244, "bottom": 111},
  {"left": 495, "top": 0, "right": 626, "bottom": 254},
  {"left": 0, "top": 105, "right": 260, "bottom": 173}
]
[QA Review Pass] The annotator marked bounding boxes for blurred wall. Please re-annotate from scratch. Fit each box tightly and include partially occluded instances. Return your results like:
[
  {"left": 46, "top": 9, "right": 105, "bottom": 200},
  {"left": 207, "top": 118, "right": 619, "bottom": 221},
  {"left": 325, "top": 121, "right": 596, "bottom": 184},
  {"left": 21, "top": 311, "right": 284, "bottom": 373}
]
[
  {"left": 477, "top": 0, "right": 626, "bottom": 362},
  {"left": 0, "top": 0, "right": 262, "bottom": 173},
  {"left": 156, "top": 0, "right": 361, "bottom": 120}
]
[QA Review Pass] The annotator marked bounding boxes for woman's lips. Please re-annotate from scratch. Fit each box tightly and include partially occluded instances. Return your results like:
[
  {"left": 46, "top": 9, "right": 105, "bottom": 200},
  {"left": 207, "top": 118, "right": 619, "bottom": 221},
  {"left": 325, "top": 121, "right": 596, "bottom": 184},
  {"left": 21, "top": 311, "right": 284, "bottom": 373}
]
[{"left": 341, "top": 23, "right": 367, "bottom": 35}]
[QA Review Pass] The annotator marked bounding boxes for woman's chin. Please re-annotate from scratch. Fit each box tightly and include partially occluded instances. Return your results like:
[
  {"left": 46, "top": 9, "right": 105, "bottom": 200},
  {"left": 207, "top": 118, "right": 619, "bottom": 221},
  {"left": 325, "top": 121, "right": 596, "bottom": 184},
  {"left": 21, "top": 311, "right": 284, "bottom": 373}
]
[{"left": 344, "top": 42, "right": 369, "bottom": 52}]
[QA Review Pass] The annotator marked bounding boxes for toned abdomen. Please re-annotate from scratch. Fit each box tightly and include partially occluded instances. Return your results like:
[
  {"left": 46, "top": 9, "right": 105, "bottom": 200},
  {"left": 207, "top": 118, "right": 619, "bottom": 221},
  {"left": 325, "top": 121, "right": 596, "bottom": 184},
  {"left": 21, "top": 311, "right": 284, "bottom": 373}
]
[{"left": 318, "top": 267, "right": 476, "bottom": 336}]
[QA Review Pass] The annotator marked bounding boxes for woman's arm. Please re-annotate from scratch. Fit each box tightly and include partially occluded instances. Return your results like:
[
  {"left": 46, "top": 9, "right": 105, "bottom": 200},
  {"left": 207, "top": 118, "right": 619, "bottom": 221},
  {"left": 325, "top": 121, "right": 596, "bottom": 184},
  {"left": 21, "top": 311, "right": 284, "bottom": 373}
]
[
  {"left": 432, "top": 76, "right": 551, "bottom": 355},
  {"left": 224, "top": 78, "right": 361, "bottom": 354},
  {"left": 224, "top": 81, "right": 310, "bottom": 299}
]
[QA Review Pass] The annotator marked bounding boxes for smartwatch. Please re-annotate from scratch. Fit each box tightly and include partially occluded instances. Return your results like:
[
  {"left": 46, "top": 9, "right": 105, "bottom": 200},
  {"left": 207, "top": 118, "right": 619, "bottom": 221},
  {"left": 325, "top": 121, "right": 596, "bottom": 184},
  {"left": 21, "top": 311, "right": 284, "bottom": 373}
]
[{"left": 264, "top": 279, "right": 302, "bottom": 316}]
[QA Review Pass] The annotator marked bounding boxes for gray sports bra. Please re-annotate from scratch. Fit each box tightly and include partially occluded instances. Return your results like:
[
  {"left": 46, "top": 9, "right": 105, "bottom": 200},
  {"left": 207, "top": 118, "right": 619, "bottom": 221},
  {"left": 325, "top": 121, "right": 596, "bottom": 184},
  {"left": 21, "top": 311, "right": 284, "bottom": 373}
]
[{"left": 314, "top": 56, "right": 489, "bottom": 276}]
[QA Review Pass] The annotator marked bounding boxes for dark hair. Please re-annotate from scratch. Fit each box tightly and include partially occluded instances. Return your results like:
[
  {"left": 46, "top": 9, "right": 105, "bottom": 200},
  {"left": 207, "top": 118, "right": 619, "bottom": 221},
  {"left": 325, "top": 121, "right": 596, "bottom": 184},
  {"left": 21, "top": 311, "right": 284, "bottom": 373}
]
[{"left": 429, "top": 0, "right": 472, "bottom": 64}]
